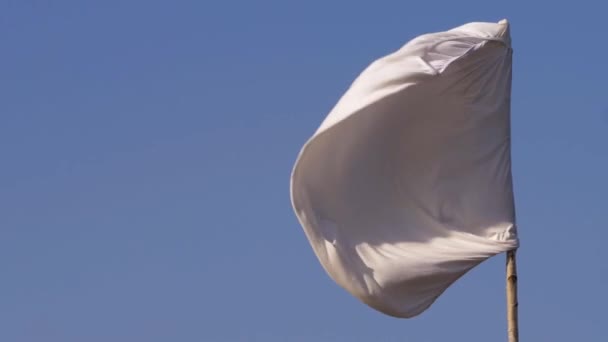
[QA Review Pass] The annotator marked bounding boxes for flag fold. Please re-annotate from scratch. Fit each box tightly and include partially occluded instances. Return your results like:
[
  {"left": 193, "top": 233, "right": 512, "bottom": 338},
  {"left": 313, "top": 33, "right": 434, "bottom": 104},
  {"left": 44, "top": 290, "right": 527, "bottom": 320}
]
[{"left": 290, "top": 20, "right": 518, "bottom": 318}]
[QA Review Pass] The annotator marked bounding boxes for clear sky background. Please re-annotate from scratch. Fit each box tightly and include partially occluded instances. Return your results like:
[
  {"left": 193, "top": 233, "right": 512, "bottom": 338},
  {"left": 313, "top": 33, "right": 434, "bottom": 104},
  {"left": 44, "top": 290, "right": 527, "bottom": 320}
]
[{"left": 2, "top": 1, "right": 607, "bottom": 341}]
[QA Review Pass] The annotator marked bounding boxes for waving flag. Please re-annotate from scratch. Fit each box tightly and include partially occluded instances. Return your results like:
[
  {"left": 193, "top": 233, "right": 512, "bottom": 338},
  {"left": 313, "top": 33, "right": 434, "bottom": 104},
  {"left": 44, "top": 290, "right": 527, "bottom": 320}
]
[{"left": 290, "top": 20, "right": 518, "bottom": 318}]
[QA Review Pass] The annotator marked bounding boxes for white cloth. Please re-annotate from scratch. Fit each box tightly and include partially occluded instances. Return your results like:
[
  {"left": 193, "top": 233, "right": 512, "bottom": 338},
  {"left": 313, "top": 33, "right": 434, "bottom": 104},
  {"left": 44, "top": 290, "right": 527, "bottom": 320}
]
[{"left": 290, "top": 20, "right": 518, "bottom": 318}]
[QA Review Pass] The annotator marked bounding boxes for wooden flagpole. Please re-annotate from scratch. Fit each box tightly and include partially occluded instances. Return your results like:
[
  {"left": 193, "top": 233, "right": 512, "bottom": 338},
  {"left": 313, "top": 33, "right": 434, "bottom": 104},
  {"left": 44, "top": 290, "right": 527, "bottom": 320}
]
[{"left": 506, "top": 249, "right": 519, "bottom": 342}]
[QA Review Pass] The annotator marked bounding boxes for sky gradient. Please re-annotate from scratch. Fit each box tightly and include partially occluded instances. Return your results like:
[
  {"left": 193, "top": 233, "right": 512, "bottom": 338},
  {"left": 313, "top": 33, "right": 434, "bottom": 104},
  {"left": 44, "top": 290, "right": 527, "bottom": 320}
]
[{"left": 2, "top": 1, "right": 607, "bottom": 341}]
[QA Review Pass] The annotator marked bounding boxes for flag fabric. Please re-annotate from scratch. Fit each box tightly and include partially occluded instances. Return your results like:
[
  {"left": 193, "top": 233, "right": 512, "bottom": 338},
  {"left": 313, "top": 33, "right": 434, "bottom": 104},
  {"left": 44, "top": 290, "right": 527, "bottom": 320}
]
[{"left": 290, "top": 20, "right": 518, "bottom": 318}]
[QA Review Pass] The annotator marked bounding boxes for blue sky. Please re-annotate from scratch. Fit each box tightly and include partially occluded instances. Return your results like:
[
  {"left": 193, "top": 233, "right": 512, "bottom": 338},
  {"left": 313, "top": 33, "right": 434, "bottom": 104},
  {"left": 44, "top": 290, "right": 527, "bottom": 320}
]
[{"left": 1, "top": 1, "right": 607, "bottom": 341}]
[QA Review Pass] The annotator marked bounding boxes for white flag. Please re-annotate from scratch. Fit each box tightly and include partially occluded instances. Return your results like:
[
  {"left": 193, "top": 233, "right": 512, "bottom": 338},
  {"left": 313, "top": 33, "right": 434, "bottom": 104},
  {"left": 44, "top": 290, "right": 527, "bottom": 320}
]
[{"left": 290, "top": 20, "right": 518, "bottom": 318}]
